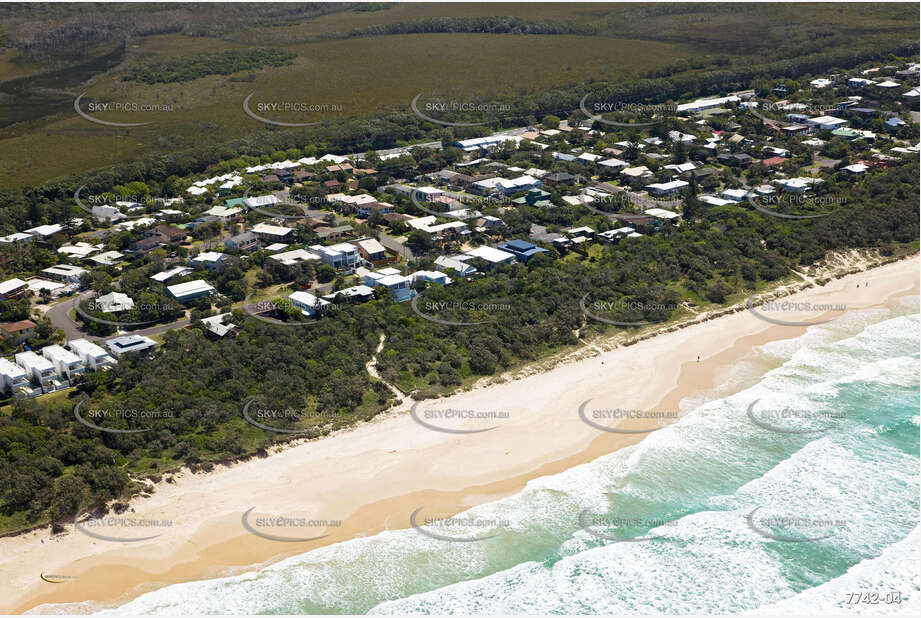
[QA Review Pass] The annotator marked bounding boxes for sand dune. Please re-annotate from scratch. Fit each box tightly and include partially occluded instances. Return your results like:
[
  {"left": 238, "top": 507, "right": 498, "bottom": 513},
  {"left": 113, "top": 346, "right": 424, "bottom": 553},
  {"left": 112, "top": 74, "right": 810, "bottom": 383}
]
[{"left": 5, "top": 254, "right": 918, "bottom": 614}]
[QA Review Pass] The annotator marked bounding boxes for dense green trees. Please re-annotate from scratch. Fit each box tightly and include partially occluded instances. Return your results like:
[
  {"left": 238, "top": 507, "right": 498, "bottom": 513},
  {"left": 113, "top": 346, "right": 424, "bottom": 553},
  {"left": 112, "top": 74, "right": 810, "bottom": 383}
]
[{"left": 124, "top": 49, "right": 296, "bottom": 84}]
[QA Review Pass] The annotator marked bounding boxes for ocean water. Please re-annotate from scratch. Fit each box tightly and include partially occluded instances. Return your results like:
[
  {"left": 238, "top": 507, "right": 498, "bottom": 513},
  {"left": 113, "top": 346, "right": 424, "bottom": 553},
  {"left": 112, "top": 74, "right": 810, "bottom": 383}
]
[{"left": 36, "top": 303, "right": 921, "bottom": 615}]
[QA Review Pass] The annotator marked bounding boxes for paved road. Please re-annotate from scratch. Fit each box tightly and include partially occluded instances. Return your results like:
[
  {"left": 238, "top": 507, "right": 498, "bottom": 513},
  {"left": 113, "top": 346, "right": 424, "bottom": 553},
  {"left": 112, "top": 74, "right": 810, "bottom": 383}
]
[{"left": 44, "top": 291, "right": 191, "bottom": 342}]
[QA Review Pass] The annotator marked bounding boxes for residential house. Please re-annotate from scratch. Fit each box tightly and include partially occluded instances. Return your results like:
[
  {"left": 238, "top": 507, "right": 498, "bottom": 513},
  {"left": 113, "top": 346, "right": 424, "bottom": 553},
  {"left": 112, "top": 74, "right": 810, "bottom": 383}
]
[
  {"left": 841, "top": 163, "right": 869, "bottom": 176},
  {"left": 244, "top": 195, "right": 280, "bottom": 210},
  {"left": 269, "top": 249, "right": 321, "bottom": 267},
  {"left": 25, "top": 224, "right": 65, "bottom": 239},
  {"left": 721, "top": 188, "right": 752, "bottom": 202},
  {"left": 363, "top": 268, "right": 414, "bottom": 302},
  {"left": 0, "top": 357, "right": 36, "bottom": 397},
  {"left": 204, "top": 205, "right": 242, "bottom": 219},
  {"left": 543, "top": 172, "right": 577, "bottom": 187},
  {"left": 0, "top": 278, "right": 28, "bottom": 300},
  {"left": 225, "top": 231, "right": 260, "bottom": 252},
  {"left": 287, "top": 291, "right": 330, "bottom": 317},
  {"left": 412, "top": 270, "right": 452, "bottom": 286},
  {"left": 94, "top": 291, "right": 135, "bottom": 313},
  {"left": 781, "top": 124, "right": 809, "bottom": 136},
  {"left": 314, "top": 225, "right": 354, "bottom": 241},
  {"left": 644, "top": 208, "right": 681, "bottom": 225},
  {"left": 645, "top": 180, "right": 689, "bottom": 197},
  {"left": 434, "top": 256, "right": 478, "bottom": 278},
  {"left": 147, "top": 224, "right": 187, "bottom": 244},
  {"left": 41, "top": 345, "right": 85, "bottom": 380},
  {"left": 150, "top": 266, "right": 192, "bottom": 283},
  {"left": 88, "top": 251, "right": 125, "bottom": 266},
  {"left": 806, "top": 115, "right": 848, "bottom": 133},
  {"left": 412, "top": 187, "right": 445, "bottom": 203},
  {"left": 775, "top": 177, "right": 823, "bottom": 193},
  {"left": 620, "top": 166, "right": 654, "bottom": 180},
  {"left": 352, "top": 237, "right": 389, "bottom": 262},
  {"left": 0, "top": 320, "right": 36, "bottom": 344},
  {"left": 497, "top": 239, "right": 549, "bottom": 263},
  {"left": 311, "top": 243, "right": 360, "bottom": 271},
  {"left": 614, "top": 213, "right": 654, "bottom": 233},
  {"left": 57, "top": 242, "right": 102, "bottom": 259},
  {"left": 598, "top": 227, "right": 641, "bottom": 244},
  {"left": 323, "top": 285, "right": 375, "bottom": 303},
  {"left": 356, "top": 201, "right": 396, "bottom": 218},
  {"left": 68, "top": 338, "right": 115, "bottom": 370},
  {"left": 190, "top": 251, "right": 228, "bottom": 271},
  {"left": 252, "top": 222, "right": 294, "bottom": 242},
  {"left": 105, "top": 335, "right": 158, "bottom": 358},
  {"left": 0, "top": 232, "right": 34, "bottom": 244},
  {"left": 200, "top": 313, "right": 236, "bottom": 338},
  {"left": 167, "top": 280, "right": 216, "bottom": 303},
  {"left": 15, "top": 351, "right": 64, "bottom": 393},
  {"left": 463, "top": 245, "right": 517, "bottom": 267},
  {"left": 716, "top": 153, "right": 753, "bottom": 167}
]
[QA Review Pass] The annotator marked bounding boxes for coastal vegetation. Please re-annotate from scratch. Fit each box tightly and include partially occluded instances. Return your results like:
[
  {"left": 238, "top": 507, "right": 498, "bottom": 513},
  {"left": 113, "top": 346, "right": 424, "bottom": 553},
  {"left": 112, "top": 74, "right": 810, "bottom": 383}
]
[
  {"left": 1, "top": 154, "right": 917, "bottom": 535},
  {"left": 123, "top": 48, "right": 296, "bottom": 84}
]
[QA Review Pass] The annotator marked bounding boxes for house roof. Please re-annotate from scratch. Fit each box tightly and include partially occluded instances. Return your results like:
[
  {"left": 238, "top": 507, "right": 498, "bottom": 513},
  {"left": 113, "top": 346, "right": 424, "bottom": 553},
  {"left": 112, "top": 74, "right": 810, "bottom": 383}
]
[
  {"left": 465, "top": 246, "right": 516, "bottom": 263},
  {"left": 0, "top": 278, "right": 27, "bottom": 295},
  {"left": 168, "top": 280, "right": 216, "bottom": 298},
  {"left": 0, "top": 319, "right": 36, "bottom": 333}
]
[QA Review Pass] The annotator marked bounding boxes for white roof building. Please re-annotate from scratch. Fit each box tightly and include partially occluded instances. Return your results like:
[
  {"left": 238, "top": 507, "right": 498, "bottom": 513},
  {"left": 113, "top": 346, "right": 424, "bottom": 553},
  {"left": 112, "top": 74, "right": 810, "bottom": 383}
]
[
  {"left": 645, "top": 180, "right": 689, "bottom": 194},
  {"left": 806, "top": 115, "right": 848, "bottom": 131},
  {"left": 699, "top": 195, "right": 733, "bottom": 206},
  {"left": 243, "top": 195, "right": 279, "bottom": 209},
  {"left": 0, "top": 232, "right": 34, "bottom": 244},
  {"left": 620, "top": 166, "right": 653, "bottom": 178},
  {"left": 41, "top": 344, "right": 84, "bottom": 379},
  {"left": 57, "top": 242, "right": 103, "bottom": 259},
  {"left": 252, "top": 222, "right": 294, "bottom": 238},
  {"left": 676, "top": 95, "right": 740, "bottom": 114},
  {"left": 464, "top": 245, "right": 517, "bottom": 265},
  {"left": 191, "top": 251, "right": 227, "bottom": 267},
  {"left": 105, "top": 335, "right": 157, "bottom": 357},
  {"left": 288, "top": 291, "right": 330, "bottom": 317},
  {"left": 24, "top": 224, "right": 65, "bottom": 238},
  {"left": 94, "top": 291, "right": 135, "bottom": 313},
  {"left": 434, "top": 255, "right": 478, "bottom": 277},
  {"left": 204, "top": 205, "right": 242, "bottom": 218},
  {"left": 775, "top": 177, "right": 823, "bottom": 193},
  {"left": 200, "top": 313, "right": 236, "bottom": 338},
  {"left": 167, "top": 279, "right": 216, "bottom": 302},
  {"left": 68, "top": 338, "right": 115, "bottom": 370},
  {"left": 150, "top": 266, "right": 192, "bottom": 282},
  {"left": 88, "top": 251, "right": 125, "bottom": 266},
  {"left": 721, "top": 188, "right": 752, "bottom": 202},
  {"left": 598, "top": 158, "right": 628, "bottom": 169},
  {"left": 0, "top": 278, "right": 28, "bottom": 297},
  {"left": 644, "top": 208, "right": 681, "bottom": 220},
  {"left": 269, "top": 249, "right": 321, "bottom": 266}
]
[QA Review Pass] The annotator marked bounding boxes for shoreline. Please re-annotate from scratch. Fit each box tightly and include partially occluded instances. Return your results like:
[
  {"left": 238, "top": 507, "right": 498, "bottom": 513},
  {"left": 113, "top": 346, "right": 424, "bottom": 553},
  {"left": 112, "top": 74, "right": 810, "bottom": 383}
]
[{"left": 5, "top": 254, "right": 919, "bottom": 614}]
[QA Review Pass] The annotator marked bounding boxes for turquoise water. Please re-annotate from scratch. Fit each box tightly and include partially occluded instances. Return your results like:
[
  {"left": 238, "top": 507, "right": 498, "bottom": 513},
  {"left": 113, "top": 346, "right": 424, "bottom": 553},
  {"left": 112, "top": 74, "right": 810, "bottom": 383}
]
[{"left": 40, "top": 304, "right": 921, "bottom": 615}]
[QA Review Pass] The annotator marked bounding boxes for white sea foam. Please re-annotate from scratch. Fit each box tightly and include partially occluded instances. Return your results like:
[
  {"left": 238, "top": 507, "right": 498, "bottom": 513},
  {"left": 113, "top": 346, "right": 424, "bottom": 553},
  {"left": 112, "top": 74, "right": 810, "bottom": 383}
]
[{"left": 51, "top": 312, "right": 918, "bottom": 616}]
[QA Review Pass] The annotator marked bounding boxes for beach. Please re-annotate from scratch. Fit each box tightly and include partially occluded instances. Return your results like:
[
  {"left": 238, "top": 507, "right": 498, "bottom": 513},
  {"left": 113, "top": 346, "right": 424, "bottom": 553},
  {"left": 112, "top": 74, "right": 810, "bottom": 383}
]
[{"left": 4, "top": 254, "right": 918, "bottom": 615}]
